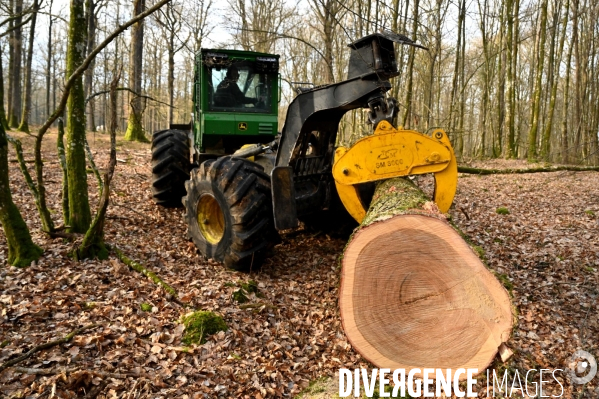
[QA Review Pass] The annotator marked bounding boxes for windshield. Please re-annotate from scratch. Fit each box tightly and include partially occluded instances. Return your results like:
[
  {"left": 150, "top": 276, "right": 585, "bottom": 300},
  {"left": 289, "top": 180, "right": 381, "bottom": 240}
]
[{"left": 208, "top": 62, "right": 272, "bottom": 113}]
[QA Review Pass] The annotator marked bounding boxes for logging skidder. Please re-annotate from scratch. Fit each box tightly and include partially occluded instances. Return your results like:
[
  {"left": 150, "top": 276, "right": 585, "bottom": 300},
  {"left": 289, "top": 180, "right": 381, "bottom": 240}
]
[
  {"left": 150, "top": 31, "right": 513, "bottom": 374},
  {"left": 151, "top": 31, "right": 458, "bottom": 270}
]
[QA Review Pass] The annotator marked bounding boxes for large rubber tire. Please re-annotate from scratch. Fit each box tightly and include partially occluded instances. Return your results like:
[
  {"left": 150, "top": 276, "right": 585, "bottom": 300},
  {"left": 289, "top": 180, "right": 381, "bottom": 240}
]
[
  {"left": 183, "top": 157, "right": 277, "bottom": 271},
  {"left": 151, "top": 129, "right": 191, "bottom": 207}
]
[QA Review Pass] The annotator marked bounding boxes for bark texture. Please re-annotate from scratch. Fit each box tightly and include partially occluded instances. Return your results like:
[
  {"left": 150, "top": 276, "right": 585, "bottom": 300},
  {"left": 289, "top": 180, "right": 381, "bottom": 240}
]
[
  {"left": 75, "top": 71, "right": 120, "bottom": 260},
  {"left": 0, "top": 55, "right": 9, "bottom": 130},
  {"left": 18, "top": 0, "right": 39, "bottom": 133},
  {"left": 0, "top": 123, "right": 42, "bottom": 267},
  {"left": 339, "top": 178, "right": 513, "bottom": 374},
  {"left": 8, "top": 0, "right": 23, "bottom": 129},
  {"left": 124, "top": 0, "right": 148, "bottom": 142},
  {"left": 65, "top": 0, "right": 91, "bottom": 233}
]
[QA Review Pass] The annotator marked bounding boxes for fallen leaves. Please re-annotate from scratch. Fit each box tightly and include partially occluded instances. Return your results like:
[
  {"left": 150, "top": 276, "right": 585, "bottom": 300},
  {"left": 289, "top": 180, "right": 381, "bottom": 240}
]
[{"left": 0, "top": 133, "right": 598, "bottom": 397}]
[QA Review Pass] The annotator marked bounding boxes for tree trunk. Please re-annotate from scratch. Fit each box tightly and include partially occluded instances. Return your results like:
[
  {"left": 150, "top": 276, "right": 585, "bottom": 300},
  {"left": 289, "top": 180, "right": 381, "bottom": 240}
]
[
  {"left": 527, "top": 0, "right": 548, "bottom": 162},
  {"left": 561, "top": 6, "right": 575, "bottom": 164},
  {"left": 495, "top": 0, "right": 506, "bottom": 157},
  {"left": 401, "top": 0, "right": 420, "bottom": 129},
  {"left": 168, "top": 45, "right": 175, "bottom": 125},
  {"left": 124, "top": 0, "right": 148, "bottom": 142},
  {"left": 57, "top": 119, "right": 69, "bottom": 224},
  {"left": 75, "top": 71, "right": 120, "bottom": 260},
  {"left": 0, "top": 122, "right": 43, "bottom": 267},
  {"left": 46, "top": 0, "right": 53, "bottom": 123},
  {"left": 84, "top": 0, "right": 97, "bottom": 132},
  {"left": 0, "top": 51, "right": 9, "bottom": 129},
  {"left": 541, "top": 0, "right": 569, "bottom": 161},
  {"left": 339, "top": 178, "right": 513, "bottom": 372},
  {"left": 572, "top": 0, "right": 582, "bottom": 163},
  {"left": 505, "top": 0, "right": 519, "bottom": 158},
  {"left": 8, "top": 0, "right": 23, "bottom": 129},
  {"left": 18, "top": 0, "right": 39, "bottom": 133},
  {"left": 65, "top": 0, "right": 91, "bottom": 233}
]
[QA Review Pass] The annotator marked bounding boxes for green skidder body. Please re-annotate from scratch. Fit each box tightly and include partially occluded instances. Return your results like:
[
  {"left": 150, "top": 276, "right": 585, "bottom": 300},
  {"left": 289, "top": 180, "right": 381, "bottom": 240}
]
[
  {"left": 193, "top": 49, "right": 280, "bottom": 154},
  {"left": 150, "top": 48, "right": 281, "bottom": 270}
]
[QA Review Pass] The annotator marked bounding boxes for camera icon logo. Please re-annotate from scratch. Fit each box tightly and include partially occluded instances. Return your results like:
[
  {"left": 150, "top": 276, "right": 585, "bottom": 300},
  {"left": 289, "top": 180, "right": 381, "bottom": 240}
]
[{"left": 567, "top": 350, "right": 597, "bottom": 384}]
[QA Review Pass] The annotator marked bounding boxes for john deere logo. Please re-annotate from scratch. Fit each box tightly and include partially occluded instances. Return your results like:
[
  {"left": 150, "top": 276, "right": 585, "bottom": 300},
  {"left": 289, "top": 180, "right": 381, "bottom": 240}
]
[{"left": 238, "top": 122, "right": 248, "bottom": 131}]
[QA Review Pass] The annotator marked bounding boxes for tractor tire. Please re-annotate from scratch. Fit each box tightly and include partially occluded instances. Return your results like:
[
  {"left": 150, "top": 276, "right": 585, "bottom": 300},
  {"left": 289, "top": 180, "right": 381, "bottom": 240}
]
[
  {"left": 183, "top": 157, "right": 277, "bottom": 271},
  {"left": 151, "top": 129, "right": 191, "bottom": 207}
]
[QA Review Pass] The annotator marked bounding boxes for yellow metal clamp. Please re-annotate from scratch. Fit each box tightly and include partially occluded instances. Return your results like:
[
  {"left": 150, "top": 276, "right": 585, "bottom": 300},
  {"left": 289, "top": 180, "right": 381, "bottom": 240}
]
[{"left": 332, "top": 120, "right": 458, "bottom": 223}]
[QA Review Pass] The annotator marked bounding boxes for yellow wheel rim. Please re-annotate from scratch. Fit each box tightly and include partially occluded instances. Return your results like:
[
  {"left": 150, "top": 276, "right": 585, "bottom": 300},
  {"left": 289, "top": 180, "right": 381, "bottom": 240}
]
[{"left": 197, "top": 194, "right": 225, "bottom": 245}]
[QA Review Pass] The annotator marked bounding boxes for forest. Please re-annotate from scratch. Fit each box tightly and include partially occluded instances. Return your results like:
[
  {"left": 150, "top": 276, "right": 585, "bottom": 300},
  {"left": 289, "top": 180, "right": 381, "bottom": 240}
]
[
  {"left": 0, "top": 0, "right": 598, "bottom": 397},
  {"left": 2, "top": 0, "right": 599, "bottom": 163}
]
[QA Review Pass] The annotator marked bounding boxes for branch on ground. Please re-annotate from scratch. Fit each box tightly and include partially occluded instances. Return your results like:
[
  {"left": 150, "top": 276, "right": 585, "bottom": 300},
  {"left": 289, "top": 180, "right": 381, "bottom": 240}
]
[
  {"left": 0, "top": 324, "right": 99, "bottom": 372},
  {"left": 112, "top": 246, "right": 187, "bottom": 308},
  {"left": 458, "top": 165, "right": 599, "bottom": 175}
]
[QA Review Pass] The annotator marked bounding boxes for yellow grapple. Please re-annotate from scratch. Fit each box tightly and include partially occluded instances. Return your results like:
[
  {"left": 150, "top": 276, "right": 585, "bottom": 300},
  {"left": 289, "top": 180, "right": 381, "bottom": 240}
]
[{"left": 332, "top": 120, "right": 458, "bottom": 223}]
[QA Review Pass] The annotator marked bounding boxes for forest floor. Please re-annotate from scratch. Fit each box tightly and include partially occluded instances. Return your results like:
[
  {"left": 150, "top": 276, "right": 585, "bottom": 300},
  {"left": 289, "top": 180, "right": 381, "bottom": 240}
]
[{"left": 1, "top": 129, "right": 598, "bottom": 398}]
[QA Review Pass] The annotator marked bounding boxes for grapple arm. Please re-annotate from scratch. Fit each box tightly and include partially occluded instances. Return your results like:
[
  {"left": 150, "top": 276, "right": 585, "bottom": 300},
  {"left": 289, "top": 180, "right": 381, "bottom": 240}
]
[{"left": 332, "top": 121, "right": 458, "bottom": 223}]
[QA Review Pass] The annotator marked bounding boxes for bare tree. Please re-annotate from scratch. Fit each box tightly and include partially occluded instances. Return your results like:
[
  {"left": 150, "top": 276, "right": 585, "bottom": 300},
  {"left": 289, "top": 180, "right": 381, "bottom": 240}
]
[
  {"left": 527, "top": 0, "right": 548, "bottom": 161},
  {"left": 125, "top": 0, "right": 148, "bottom": 142},
  {"left": 155, "top": 1, "right": 189, "bottom": 125},
  {"left": 17, "top": 0, "right": 39, "bottom": 133},
  {"left": 184, "top": 0, "right": 214, "bottom": 55},
  {"left": 8, "top": 0, "right": 23, "bottom": 128}
]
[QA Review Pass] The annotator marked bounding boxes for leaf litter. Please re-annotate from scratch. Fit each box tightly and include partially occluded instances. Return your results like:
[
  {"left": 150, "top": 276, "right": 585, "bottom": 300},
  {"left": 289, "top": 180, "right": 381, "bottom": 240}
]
[{"left": 0, "top": 132, "right": 597, "bottom": 398}]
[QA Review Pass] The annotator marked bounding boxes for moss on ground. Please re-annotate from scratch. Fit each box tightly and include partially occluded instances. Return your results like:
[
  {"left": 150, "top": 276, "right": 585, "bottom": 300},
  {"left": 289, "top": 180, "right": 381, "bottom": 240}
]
[
  {"left": 496, "top": 207, "right": 510, "bottom": 215},
  {"left": 239, "top": 280, "right": 259, "bottom": 294},
  {"left": 472, "top": 245, "right": 485, "bottom": 260},
  {"left": 181, "top": 311, "right": 227, "bottom": 345},
  {"left": 231, "top": 280, "right": 262, "bottom": 304},
  {"left": 494, "top": 272, "right": 514, "bottom": 296},
  {"left": 232, "top": 289, "right": 249, "bottom": 304},
  {"left": 140, "top": 303, "right": 152, "bottom": 312}
]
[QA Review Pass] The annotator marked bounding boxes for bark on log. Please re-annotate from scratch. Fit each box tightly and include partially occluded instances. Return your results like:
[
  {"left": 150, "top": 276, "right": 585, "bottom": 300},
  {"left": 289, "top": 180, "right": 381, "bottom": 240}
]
[{"left": 339, "top": 178, "right": 513, "bottom": 376}]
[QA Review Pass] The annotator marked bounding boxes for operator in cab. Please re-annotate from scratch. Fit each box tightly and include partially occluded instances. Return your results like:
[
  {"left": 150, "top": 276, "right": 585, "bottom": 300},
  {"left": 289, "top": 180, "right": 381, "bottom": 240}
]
[{"left": 215, "top": 66, "right": 258, "bottom": 107}]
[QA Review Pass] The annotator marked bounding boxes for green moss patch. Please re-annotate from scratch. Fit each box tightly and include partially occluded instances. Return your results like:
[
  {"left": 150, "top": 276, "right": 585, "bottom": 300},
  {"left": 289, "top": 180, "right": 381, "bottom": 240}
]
[
  {"left": 240, "top": 280, "right": 259, "bottom": 294},
  {"left": 230, "top": 280, "right": 262, "bottom": 304},
  {"left": 496, "top": 207, "right": 510, "bottom": 215},
  {"left": 232, "top": 289, "right": 249, "bottom": 304},
  {"left": 140, "top": 303, "right": 153, "bottom": 312},
  {"left": 494, "top": 272, "right": 514, "bottom": 295},
  {"left": 472, "top": 245, "right": 485, "bottom": 260},
  {"left": 181, "top": 311, "right": 227, "bottom": 345}
]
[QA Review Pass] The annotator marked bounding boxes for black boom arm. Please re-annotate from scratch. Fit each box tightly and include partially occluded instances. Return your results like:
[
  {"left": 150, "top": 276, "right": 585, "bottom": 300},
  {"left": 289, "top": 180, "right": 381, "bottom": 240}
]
[{"left": 271, "top": 31, "right": 427, "bottom": 230}]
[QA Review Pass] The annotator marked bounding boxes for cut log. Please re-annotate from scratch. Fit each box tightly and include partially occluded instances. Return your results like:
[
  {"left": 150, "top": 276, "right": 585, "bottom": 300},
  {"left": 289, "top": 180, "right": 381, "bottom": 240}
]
[
  {"left": 339, "top": 178, "right": 513, "bottom": 377},
  {"left": 458, "top": 165, "right": 599, "bottom": 174}
]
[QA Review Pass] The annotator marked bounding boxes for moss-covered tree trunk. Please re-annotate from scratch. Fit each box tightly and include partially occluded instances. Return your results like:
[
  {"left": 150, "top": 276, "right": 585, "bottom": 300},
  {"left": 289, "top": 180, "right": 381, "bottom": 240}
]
[
  {"left": 75, "top": 71, "right": 120, "bottom": 260},
  {"left": 57, "top": 119, "right": 69, "bottom": 224},
  {"left": 339, "top": 177, "right": 513, "bottom": 377},
  {"left": 124, "top": 0, "right": 148, "bottom": 142},
  {"left": 65, "top": 0, "right": 91, "bottom": 233},
  {"left": 0, "top": 123, "right": 43, "bottom": 267}
]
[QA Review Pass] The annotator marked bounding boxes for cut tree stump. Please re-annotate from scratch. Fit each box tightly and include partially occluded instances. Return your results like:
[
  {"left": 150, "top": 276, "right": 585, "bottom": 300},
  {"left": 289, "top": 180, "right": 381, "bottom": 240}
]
[{"left": 339, "top": 178, "right": 513, "bottom": 377}]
